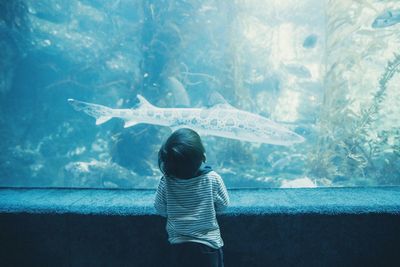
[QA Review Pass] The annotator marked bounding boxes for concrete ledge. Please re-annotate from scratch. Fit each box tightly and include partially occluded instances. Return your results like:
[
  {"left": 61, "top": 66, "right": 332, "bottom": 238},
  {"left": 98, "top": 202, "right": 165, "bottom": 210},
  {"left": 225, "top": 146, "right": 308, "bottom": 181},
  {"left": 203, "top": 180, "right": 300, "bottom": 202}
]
[
  {"left": 1, "top": 187, "right": 400, "bottom": 267},
  {"left": 1, "top": 187, "right": 400, "bottom": 215}
]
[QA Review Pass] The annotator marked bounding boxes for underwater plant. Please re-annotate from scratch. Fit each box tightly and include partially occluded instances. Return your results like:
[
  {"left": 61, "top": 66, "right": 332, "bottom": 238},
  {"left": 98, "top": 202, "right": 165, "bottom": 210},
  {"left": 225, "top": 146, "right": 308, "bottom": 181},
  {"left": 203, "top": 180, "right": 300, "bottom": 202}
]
[
  {"left": 309, "top": 51, "right": 400, "bottom": 185},
  {"left": 360, "top": 54, "right": 400, "bottom": 184},
  {"left": 308, "top": 0, "right": 400, "bottom": 185}
]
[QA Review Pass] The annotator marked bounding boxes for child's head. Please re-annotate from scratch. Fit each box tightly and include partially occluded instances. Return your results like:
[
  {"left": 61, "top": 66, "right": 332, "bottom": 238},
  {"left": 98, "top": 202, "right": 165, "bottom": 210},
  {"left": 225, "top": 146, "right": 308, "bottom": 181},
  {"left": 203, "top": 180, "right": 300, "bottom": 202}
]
[{"left": 158, "top": 128, "right": 206, "bottom": 179}]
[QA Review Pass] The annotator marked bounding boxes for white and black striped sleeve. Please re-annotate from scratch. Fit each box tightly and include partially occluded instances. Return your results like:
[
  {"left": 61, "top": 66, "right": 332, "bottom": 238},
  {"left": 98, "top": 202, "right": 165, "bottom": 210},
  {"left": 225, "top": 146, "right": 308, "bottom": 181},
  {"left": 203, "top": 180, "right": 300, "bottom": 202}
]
[
  {"left": 154, "top": 176, "right": 167, "bottom": 217},
  {"left": 213, "top": 174, "right": 229, "bottom": 213}
]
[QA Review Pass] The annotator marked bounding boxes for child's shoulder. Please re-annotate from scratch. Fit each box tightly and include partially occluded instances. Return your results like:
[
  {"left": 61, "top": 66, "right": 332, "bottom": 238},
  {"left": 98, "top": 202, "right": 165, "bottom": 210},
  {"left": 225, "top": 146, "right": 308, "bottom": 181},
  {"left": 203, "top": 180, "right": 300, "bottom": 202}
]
[
  {"left": 203, "top": 170, "right": 222, "bottom": 182},
  {"left": 207, "top": 170, "right": 220, "bottom": 177}
]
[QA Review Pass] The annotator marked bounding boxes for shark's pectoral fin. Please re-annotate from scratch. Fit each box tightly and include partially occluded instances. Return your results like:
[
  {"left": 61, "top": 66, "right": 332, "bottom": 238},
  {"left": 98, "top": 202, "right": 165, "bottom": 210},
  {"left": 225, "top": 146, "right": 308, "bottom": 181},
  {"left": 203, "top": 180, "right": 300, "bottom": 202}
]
[
  {"left": 124, "top": 120, "right": 139, "bottom": 128},
  {"left": 96, "top": 116, "right": 112, "bottom": 125}
]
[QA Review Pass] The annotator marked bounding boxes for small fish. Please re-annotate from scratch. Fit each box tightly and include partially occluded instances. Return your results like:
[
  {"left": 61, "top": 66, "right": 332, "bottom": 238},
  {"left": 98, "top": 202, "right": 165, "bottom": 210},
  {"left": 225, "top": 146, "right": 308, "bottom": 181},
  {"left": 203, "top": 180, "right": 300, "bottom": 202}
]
[
  {"left": 68, "top": 95, "right": 305, "bottom": 146},
  {"left": 303, "top": 34, "right": 318, "bottom": 49},
  {"left": 284, "top": 64, "right": 311, "bottom": 78},
  {"left": 372, "top": 9, "right": 400, "bottom": 28},
  {"left": 164, "top": 76, "right": 190, "bottom": 107}
]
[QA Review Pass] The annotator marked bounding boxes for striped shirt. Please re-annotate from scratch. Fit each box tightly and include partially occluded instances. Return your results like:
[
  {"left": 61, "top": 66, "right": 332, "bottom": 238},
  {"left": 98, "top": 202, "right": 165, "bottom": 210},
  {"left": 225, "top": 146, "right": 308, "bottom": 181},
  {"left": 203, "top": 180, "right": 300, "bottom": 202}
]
[{"left": 154, "top": 171, "right": 229, "bottom": 249}]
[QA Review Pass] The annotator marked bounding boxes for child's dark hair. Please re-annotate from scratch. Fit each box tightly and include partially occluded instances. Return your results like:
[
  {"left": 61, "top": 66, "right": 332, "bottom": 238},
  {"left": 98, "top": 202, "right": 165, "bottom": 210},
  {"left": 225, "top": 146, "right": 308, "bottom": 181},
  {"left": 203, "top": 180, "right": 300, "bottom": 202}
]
[{"left": 158, "top": 128, "right": 206, "bottom": 179}]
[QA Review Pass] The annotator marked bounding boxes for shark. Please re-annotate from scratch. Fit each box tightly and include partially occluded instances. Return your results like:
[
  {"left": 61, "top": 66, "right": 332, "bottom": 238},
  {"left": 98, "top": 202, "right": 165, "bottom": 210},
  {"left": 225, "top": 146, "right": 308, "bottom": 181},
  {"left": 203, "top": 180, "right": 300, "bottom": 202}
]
[{"left": 68, "top": 95, "right": 305, "bottom": 146}]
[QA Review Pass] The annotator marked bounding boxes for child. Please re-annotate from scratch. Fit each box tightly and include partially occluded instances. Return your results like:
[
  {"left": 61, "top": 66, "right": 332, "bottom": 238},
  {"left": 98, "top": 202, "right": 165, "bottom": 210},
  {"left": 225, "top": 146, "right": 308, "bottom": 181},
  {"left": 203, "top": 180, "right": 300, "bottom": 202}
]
[{"left": 154, "top": 128, "right": 230, "bottom": 267}]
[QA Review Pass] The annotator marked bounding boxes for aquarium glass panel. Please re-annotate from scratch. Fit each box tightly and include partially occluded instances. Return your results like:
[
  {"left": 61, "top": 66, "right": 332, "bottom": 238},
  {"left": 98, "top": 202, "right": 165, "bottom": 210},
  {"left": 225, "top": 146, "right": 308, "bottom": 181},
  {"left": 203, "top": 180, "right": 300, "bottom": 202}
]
[{"left": 0, "top": 0, "right": 399, "bottom": 188}]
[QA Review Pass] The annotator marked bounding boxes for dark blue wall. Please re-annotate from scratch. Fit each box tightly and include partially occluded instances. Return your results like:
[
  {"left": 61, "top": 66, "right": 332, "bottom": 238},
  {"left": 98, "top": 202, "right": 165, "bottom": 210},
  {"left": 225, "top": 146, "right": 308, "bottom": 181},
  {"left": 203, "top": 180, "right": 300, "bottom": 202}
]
[{"left": 1, "top": 213, "right": 400, "bottom": 267}]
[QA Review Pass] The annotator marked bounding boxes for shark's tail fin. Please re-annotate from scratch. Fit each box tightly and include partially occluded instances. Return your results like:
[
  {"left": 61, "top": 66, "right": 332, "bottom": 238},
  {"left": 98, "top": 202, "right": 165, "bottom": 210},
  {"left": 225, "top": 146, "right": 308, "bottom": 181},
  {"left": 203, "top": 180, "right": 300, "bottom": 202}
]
[{"left": 68, "top": 98, "right": 113, "bottom": 125}]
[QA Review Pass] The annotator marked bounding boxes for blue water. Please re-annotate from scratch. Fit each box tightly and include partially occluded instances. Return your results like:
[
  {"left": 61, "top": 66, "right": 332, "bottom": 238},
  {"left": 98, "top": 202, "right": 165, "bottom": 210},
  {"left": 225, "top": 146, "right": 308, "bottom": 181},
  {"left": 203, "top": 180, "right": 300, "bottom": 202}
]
[{"left": 0, "top": 0, "right": 399, "bottom": 189}]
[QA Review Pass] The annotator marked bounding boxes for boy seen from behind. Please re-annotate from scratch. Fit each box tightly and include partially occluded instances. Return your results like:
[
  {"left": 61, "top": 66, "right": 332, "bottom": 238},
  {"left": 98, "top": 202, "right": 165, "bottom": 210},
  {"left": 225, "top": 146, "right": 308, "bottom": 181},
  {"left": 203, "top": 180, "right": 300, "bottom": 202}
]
[{"left": 154, "top": 128, "right": 229, "bottom": 267}]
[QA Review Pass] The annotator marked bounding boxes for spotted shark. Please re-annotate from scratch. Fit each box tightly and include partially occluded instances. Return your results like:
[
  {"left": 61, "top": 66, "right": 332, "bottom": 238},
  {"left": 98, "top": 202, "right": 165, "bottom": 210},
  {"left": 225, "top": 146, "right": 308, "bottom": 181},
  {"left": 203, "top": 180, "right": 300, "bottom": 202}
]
[{"left": 68, "top": 95, "right": 305, "bottom": 146}]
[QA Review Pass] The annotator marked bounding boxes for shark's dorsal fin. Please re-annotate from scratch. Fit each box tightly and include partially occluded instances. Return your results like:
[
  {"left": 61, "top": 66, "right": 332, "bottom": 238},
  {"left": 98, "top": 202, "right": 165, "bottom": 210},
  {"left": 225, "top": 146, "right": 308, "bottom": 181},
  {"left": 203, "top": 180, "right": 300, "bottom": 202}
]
[
  {"left": 137, "top": 95, "right": 156, "bottom": 108},
  {"left": 207, "top": 91, "right": 236, "bottom": 109}
]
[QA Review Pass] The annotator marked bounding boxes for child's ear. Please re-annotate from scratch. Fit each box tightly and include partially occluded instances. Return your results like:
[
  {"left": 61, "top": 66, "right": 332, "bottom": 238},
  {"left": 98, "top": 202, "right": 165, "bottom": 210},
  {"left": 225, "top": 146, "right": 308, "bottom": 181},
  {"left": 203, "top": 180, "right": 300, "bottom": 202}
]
[{"left": 203, "top": 153, "right": 207, "bottom": 162}]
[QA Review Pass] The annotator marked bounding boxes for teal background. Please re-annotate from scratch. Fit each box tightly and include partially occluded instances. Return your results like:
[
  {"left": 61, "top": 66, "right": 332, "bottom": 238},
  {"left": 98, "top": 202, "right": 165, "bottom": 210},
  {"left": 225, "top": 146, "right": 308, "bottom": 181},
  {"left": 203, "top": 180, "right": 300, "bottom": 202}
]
[{"left": 0, "top": 0, "right": 399, "bottom": 188}]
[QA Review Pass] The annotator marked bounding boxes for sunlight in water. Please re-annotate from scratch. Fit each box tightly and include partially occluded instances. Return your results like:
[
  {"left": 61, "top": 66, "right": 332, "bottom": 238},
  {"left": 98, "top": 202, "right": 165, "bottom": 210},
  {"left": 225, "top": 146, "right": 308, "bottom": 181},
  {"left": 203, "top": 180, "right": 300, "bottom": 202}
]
[{"left": 274, "top": 90, "right": 300, "bottom": 122}]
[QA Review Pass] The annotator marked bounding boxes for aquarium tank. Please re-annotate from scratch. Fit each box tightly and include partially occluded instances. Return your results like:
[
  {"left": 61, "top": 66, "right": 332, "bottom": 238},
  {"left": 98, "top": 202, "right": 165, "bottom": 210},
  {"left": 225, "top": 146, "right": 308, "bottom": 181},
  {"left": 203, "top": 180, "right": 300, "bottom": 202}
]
[{"left": 0, "top": 0, "right": 399, "bottom": 189}]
